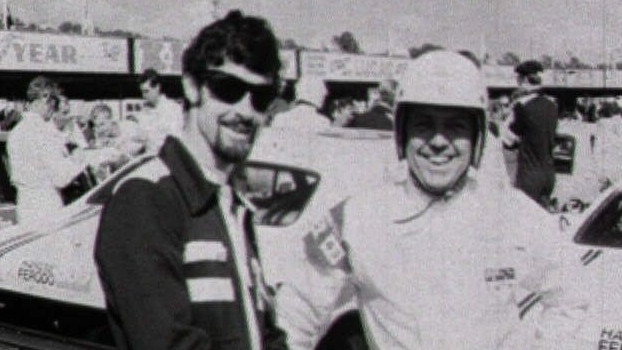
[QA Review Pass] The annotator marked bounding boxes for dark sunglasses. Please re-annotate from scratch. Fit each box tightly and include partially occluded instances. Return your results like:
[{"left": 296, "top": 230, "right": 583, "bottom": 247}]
[{"left": 202, "top": 70, "right": 278, "bottom": 112}]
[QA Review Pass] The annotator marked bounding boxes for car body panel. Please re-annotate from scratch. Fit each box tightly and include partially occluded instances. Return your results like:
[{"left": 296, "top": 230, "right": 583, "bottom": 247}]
[{"left": 561, "top": 182, "right": 622, "bottom": 348}]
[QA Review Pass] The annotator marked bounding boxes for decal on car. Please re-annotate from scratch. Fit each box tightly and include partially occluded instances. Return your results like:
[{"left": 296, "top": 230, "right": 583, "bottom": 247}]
[
  {"left": 16, "top": 260, "right": 93, "bottom": 293},
  {"left": 599, "top": 328, "right": 622, "bottom": 350}
]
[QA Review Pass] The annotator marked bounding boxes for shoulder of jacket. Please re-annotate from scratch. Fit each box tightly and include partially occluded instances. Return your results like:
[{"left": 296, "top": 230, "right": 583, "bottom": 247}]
[
  {"left": 543, "top": 94, "right": 558, "bottom": 105},
  {"left": 515, "top": 93, "right": 537, "bottom": 106},
  {"left": 112, "top": 157, "right": 171, "bottom": 194}
]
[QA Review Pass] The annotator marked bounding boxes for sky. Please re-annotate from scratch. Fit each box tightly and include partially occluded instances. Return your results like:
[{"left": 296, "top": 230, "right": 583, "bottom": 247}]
[{"left": 9, "top": 0, "right": 622, "bottom": 65}]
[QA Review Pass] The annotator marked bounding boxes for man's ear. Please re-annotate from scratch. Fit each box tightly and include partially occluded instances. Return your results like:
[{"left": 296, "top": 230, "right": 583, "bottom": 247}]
[{"left": 182, "top": 74, "right": 200, "bottom": 106}]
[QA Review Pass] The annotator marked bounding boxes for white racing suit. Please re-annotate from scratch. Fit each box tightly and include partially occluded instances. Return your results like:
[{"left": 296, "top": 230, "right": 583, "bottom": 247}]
[{"left": 276, "top": 174, "right": 589, "bottom": 350}]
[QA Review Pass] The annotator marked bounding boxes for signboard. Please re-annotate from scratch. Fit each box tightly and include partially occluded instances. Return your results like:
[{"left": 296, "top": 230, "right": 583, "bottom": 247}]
[
  {"left": 550, "top": 69, "right": 599, "bottom": 88},
  {"left": 300, "top": 51, "right": 409, "bottom": 82},
  {"left": 135, "top": 39, "right": 298, "bottom": 80},
  {"left": 0, "top": 31, "right": 128, "bottom": 73},
  {"left": 134, "top": 39, "right": 186, "bottom": 75},
  {"left": 605, "top": 70, "right": 622, "bottom": 88}
]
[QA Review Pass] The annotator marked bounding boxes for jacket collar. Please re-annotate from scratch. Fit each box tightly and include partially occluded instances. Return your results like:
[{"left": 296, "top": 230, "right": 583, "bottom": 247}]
[
  {"left": 158, "top": 136, "right": 252, "bottom": 215},
  {"left": 158, "top": 136, "right": 220, "bottom": 215}
]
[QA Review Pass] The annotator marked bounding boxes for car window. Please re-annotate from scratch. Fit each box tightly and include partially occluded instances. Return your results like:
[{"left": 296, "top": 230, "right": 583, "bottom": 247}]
[
  {"left": 575, "top": 192, "right": 622, "bottom": 248},
  {"left": 553, "top": 134, "right": 576, "bottom": 174},
  {"left": 234, "top": 162, "right": 319, "bottom": 227}
]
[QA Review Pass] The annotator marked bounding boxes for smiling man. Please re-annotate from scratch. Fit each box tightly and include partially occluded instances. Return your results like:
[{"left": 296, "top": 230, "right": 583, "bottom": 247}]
[
  {"left": 277, "top": 50, "right": 588, "bottom": 350},
  {"left": 95, "top": 11, "right": 287, "bottom": 350}
]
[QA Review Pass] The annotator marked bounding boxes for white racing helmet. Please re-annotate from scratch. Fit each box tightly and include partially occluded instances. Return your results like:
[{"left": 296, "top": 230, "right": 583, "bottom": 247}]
[{"left": 395, "top": 50, "right": 488, "bottom": 168}]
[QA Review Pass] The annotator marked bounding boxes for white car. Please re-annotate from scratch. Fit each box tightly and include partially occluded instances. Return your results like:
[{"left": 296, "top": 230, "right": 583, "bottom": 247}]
[
  {"left": 0, "top": 127, "right": 398, "bottom": 350},
  {"left": 559, "top": 181, "right": 622, "bottom": 349},
  {"left": 3, "top": 125, "right": 622, "bottom": 350}
]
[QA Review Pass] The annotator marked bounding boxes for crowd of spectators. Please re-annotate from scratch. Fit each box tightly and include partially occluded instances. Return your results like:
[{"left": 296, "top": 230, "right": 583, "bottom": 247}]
[
  {"left": 268, "top": 78, "right": 399, "bottom": 130},
  {"left": 0, "top": 68, "right": 191, "bottom": 228}
]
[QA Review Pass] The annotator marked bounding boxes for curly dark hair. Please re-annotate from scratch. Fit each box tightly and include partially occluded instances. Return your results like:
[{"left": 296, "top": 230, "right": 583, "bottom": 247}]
[
  {"left": 138, "top": 68, "right": 161, "bottom": 87},
  {"left": 26, "top": 75, "right": 60, "bottom": 102},
  {"left": 182, "top": 10, "right": 281, "bottom": 86}
]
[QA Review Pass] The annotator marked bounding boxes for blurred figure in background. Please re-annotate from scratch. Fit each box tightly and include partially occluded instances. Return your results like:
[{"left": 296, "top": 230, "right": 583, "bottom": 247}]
[
  {"left": 345, "top": 79, "right": 397, "bottom": 130},
  {"left": 329, "top": 97, "right": 356, "bottom": 127},
  {"left": 595, "top": 101, "right": 622, "bottom": 189},
  {"left": 7, "top": 76, "right": 88, "bottom": 224},
  {"left": 136, "top": 68, "right": 184, "bottom": 152},
  {"left": 270, "top": 75, "right": 331, "bottom": 130},
  {"left": 509, "top": 60, "right": 558, "bottom": 209},
  {"left": 88, "top": 104, "right": 142, "bottom": 180},
  {"left": 90, "top": 104, "right": 120, "bottom": 149},
  {"left": 54, "top": 95, "right": 89, "bottom": 151},
  {"left": 266, "top": 80, "right": 296, "bottom": 124},
  {"left": 0, "top": 102, "right": 22, "bottom": 131}
]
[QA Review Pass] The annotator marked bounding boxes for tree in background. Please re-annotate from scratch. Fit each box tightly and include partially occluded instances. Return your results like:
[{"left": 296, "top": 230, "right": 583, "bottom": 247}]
[
  {"left": 540, "top": 55, "right": 553, "bottom": 69},
  {"left": 332, "top": 31, "right": 362, "bottom": 54},
  {"left": 58, "top": 21, "right": 82, "bottom": 35},
  {"left": 279, "top": 38, "right": 303, "bottom": 50},
  {"left": 566, "top": 55, "right": 592, "bottom": 69},
  {"left": 408, "top": 43, "right": 444, "bottom": 59},
  {"left": 497, "top": 51, "right": 521, "bottom": 66}
]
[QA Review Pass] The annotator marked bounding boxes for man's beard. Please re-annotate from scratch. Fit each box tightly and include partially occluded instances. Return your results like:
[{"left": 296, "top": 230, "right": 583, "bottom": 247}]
[{"left": 212, "top": 123, "right": 258, "bottom": 164}]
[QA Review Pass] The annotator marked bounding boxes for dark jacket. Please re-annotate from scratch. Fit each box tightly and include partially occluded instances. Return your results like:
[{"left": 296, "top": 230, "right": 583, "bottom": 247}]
[
  {"left": 95, "top": 137, "right": 287, "bottom": 350},
  {"left": 347, "top": 103, "right": 394, "bottom": 130},
  {"left": 510, "top": 91, "right": 558, "bottom": 202}
]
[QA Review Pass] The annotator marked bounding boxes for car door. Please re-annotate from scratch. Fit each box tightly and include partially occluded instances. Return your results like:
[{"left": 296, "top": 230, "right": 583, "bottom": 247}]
[{"left": 572, "top": 190, "right": 622, "bottom": 349}]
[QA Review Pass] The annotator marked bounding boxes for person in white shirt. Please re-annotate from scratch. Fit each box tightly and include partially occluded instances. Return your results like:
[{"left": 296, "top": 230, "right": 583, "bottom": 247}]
[
  {"left": 276, "top": 50, "right": 589, "bottom": 350},
  {"left": 7, "top": 76, "right": 88, "bottom": 225},
  {"left": 136, "top": 68, "right": 184, "bottom": 152},
  {"left": 53, "top": 94, "right": 89, "bottom": 150}
]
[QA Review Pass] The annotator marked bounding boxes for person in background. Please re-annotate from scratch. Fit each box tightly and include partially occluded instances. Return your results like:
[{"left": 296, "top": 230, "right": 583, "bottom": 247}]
[
  {"left": 595, "top": 100, "right": 622, "bottom": 189},
  {"left": 345, "top": 79, "right": 397, "bottom": 130},
  {"left": 276, "top": 50, "right": 587, "bottom": 350},
  {"left": 54, "top": 95, "right": 89, "bottom": 151},
  {"left": 0, "top": 102, "right": 22, "bottom": 131},
  {"left": 88, "top": 104, "right": 143, "bottom": 180},
  {"left": 509, "top": 60, "right": 559, "bottom": 209},
  {"left": 266, "top": 80, "right": 296, "bottom": 124},
  {"left": 90, "top": 104, "right": 120, "bottom": 149},
  {"left": 95, "top": 10, "right": 287, "bottom": 350},
  {"left": 7, "top": 76, "right": 88, "bottom": 225},
  {"left": 270, "top": 75, "right": 331, "bottom": 130},
  {"left": 329, "top": 97, "right": 356, "bottom": 127},
  {"left": 136, "top": 68, "right": 184, "bottom": 152}
]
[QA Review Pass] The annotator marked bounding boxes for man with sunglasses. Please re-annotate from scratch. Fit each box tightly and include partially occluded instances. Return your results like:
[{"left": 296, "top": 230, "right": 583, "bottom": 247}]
[
  {"left": 95, "top": 10, "right": 287, "bottom": 350},
  {"left": 7, "top": 76, "right": 88, "bottom": 225}
]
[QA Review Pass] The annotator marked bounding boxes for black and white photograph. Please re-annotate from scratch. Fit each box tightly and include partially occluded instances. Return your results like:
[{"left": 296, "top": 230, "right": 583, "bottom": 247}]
[{"left": 0, "top": 1, "right": 619, "bottom": 349}]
